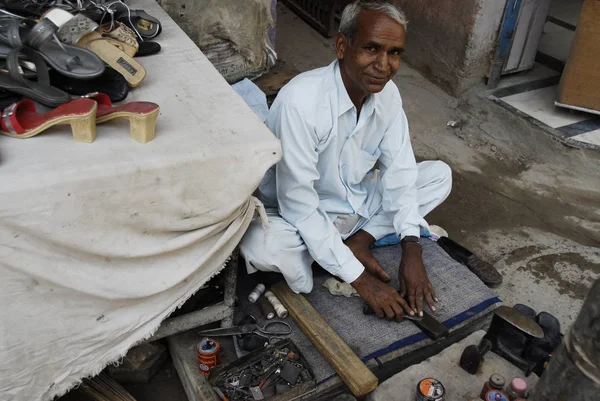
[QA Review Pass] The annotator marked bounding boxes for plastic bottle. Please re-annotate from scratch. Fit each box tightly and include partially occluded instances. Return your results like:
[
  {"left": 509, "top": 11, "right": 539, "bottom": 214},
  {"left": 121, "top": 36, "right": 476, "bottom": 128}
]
[{"left": 505, "top": 378, "right": 527, "bottom": 400}]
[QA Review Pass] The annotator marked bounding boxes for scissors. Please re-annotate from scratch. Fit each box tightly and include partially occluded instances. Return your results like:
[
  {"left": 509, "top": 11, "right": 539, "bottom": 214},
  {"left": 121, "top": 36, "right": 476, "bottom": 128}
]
[{"left": 198, "top": 321, "right": 292, "bottom": 339}]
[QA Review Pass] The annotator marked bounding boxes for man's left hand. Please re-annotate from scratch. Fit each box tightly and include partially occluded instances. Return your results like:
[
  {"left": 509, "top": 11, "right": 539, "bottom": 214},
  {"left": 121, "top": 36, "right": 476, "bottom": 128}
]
[{"left": 399, "top": 242, "right": 437, "bottom": 316}]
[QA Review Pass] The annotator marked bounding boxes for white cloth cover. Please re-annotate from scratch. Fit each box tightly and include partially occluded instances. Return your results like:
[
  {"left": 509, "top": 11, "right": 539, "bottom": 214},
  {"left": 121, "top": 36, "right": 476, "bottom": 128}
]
[{"left": 0, "top": 1, "right": 281, "bottom": 400}]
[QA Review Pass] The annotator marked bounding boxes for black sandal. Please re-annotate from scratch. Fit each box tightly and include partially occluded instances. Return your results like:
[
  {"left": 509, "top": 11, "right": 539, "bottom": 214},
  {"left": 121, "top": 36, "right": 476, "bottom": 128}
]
[
  {"left": 115, "top": 9, "right": 162, "bottom": 40},
  {"left": 49, "top": 67, "right": 129, "bottom": 103},
  {"left": 0, "top": 15, "right": 105, "bottom": 79},
  {"left": 0, "top": 46, "right": 71, "bottom": 107}
]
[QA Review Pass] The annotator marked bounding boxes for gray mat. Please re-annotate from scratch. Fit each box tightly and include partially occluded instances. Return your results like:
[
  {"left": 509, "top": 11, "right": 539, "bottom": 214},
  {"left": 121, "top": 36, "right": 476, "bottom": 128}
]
[{"left": 240, "top": 239, "right": 500, "bottom": 382}]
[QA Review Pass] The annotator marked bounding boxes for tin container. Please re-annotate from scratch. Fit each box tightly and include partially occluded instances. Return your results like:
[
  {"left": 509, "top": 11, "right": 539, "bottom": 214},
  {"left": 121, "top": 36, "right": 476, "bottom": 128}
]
[
  {"left": 480, "top": 373, "right": 506, "bottom": 398},
  {"left": 197, "top": 337, "right": 220, "bottom": 377},
  {"left": 483, "top": 390, "right": 510, "bottom": 401},
  {"left": 416, "top": 378, "right": 445, "bottom": 401}
]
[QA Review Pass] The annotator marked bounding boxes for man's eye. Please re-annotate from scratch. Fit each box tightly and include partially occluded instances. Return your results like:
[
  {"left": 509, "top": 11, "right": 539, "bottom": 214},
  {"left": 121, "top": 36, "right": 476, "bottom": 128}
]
[
  {"left": 366, "top": 47, "right": 376, "bottom": 52},
  {"left": 390, "top": 50, "right": 400, "bottom": 56}
]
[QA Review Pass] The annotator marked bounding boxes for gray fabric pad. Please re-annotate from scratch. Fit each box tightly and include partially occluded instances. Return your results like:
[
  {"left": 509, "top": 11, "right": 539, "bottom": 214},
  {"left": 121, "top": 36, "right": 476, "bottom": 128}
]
[{"left": 239, "top": 239, "right": 500, "bottom": 382}]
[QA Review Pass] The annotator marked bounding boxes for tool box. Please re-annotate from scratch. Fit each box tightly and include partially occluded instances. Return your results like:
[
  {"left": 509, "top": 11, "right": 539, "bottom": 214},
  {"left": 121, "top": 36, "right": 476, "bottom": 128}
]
[{"left": 209, "top": 339, "right": 316, "bottom": 401}]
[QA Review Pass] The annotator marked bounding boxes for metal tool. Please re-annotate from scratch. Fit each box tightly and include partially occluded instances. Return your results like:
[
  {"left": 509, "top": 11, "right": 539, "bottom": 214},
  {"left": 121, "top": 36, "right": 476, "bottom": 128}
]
[
  {"left": 483, "top": 305, "right": 544, "bottom": 376},
  {"left": 198, "top": 321, "right": 292, "bottom": 340},
  {"left": 460, "top": 338, "right": 493, "bottom": 374},
  {"left": 362, "top": 303, "right": 423, "bottom": 321}
]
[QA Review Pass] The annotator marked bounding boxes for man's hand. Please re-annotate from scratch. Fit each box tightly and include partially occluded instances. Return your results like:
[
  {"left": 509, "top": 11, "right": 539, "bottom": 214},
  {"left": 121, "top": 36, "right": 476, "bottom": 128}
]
[
  {"left": 351, "top": 270, "right": 414, "bottom": 320},
  {"left": 399, "top": 242, "right": 438, "bottom": 316},
  {"left": 344, "top": 230, "right": 391, "bottom": 283}
]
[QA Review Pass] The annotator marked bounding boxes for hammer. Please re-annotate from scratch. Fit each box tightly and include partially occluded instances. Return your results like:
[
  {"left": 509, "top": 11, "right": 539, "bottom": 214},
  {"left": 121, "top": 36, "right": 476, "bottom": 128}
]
[{"left": 460, "top": 338, "right": 492, "bottom": 374}]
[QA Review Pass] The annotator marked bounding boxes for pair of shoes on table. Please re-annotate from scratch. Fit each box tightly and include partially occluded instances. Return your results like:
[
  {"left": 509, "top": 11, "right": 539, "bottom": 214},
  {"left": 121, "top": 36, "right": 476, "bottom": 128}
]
[
  {"left": 0, "top": 15, "right": 104, "bottom": 107},
  {"left": 1, "top": 0, "right": 163, "bottom": 56},
  {"left": 44, "top": 8, "right": 147, "bottom": 87},
  {"left": 0, "top": 93, "right": 159, "bottom": 143},
  {"left": 0, "top": 5, "right": 160, "bottom": 108}
]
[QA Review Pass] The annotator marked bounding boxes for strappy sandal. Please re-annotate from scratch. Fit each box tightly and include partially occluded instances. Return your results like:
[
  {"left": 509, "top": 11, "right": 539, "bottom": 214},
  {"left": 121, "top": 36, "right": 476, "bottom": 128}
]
[
  {"left": 44, "top": 9, "right": 147, "bottom": 87},
  {"left": 83, "top": 93, "right": 159, "bottom": 143},
  {"left": 0, "top": 46, "right": 71, "bottom": 107},
  {"left": 97, "top": 22, "right": 139, "bottom": 58},
  {"left": 114, "top": 9, "right": 162, "bottom": 40},
  {"left": 0, "top": 98, "right": 97, "bottom": 142},
  {"left": 0, "top": 15, "right": 105, "bottom": 79}
]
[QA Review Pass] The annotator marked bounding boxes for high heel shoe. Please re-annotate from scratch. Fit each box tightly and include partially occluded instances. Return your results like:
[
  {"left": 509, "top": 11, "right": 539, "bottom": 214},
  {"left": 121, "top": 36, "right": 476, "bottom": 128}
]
[
  {"left": 83, "top": 93, "right": 159, "bottom": 143},
  {"left": 1, "top": 98, "right": 97, "bottom": 142}
]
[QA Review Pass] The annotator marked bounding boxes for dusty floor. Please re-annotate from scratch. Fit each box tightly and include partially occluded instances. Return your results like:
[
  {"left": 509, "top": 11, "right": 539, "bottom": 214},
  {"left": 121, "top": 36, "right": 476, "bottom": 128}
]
[{"left": 63, "top": 4, "right": 600, "bottom": 401}]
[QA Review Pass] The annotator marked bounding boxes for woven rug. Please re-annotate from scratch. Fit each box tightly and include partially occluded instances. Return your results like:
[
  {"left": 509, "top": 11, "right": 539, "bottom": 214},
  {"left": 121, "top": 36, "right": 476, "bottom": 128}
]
[{"left": 238, "top": 239, "right": 500, "bottom": 382}]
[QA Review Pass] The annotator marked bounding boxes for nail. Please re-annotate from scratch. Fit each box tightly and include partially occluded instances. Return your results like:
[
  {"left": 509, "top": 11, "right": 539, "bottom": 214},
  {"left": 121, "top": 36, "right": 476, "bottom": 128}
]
[
  {"left": 435, "top": 297, "right": 439, "bottom": 302},
  {"left": 419, "top": 311, "right": 423, "bottom": 317},
  {"left": 409, "top": 310, "right": 415, "bottom": 316},
  {"left": 431, "top": 306, "right": 436, "bottom": 311}
]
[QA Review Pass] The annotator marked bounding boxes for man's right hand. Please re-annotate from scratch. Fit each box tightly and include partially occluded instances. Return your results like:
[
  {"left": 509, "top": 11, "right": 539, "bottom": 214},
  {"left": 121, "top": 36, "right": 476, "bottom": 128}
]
[{"left": 351, "top": 270, "right": 414, "bottom": 321}]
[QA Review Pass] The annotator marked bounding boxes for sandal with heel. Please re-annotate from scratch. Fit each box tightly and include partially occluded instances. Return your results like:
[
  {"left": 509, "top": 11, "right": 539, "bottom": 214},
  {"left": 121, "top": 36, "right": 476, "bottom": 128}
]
[
  {"left": 1, "top": 98, "right": 98, "bottom": 142},
  {"left": 83, "top": 93, "right": 159, "bottom": 143},
  {"left": 43, "top": 9, "right": 147, "bottom": 87}
]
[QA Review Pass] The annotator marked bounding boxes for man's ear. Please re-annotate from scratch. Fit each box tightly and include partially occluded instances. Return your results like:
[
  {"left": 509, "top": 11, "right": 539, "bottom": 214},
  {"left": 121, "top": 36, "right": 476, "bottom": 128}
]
[{"left": 335, "top": 33, "right": 348, "bottom": 60}]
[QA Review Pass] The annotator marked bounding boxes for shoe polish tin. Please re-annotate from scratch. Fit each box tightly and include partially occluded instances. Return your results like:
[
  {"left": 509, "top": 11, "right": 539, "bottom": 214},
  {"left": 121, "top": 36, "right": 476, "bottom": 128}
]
[{"left": 416, "top": 378, "right": 445, "bottom": 401}]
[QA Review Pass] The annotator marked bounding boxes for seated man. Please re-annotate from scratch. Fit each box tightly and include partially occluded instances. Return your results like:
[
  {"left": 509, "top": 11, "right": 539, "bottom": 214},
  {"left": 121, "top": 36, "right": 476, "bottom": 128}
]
[{"left": 241, "top": 0, "right": 451, "bottom": 320}]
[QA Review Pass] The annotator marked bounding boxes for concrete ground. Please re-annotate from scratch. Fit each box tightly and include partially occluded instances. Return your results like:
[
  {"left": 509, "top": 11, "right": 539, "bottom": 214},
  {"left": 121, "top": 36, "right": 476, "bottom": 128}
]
[
  {"left": 368, "top": 331, "right": 538, "bottom": 401},
  {"left": 62, "top": 4, "right": 600, "bottom": 401}
]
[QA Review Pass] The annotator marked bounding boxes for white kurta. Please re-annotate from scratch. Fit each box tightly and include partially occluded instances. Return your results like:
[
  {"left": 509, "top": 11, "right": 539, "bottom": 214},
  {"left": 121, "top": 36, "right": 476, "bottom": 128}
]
[{"left": 241, "top": 60, "right": 452, "bottom": 293}]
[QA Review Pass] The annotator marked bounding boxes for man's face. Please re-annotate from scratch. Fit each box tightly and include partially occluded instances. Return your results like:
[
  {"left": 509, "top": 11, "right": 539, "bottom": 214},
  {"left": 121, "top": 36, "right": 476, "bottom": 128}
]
[{"left": 336, "top": 10, "right": 406, "bottom": 95}]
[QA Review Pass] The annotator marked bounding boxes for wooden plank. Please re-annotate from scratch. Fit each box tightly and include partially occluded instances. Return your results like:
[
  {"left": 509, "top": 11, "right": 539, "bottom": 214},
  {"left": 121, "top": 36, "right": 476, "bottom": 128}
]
[
  {"left": 146, "top": 303, "right": 230, "bottom": 343},
  {"left": 271, "top": 282, "right": 379, "bottom": 397}
]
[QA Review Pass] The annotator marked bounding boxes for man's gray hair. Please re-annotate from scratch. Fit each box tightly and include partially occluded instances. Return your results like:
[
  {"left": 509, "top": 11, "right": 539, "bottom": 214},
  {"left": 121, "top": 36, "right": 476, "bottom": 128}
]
[{"left": 339, "top": 1, "right": 408, "bottom": 42}]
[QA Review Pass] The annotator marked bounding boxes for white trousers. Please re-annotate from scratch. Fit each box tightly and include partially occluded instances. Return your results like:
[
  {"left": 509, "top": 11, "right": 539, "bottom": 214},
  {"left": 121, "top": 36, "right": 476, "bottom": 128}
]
[{"left": 240, "top": 161, "right": 452, "bottom": 293}]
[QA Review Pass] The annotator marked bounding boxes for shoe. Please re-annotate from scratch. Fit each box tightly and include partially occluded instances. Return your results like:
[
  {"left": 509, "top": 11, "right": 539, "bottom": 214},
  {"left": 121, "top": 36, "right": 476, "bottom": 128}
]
[
  {"left": 44, "top": 9, "right": 146, "bottom": 87},
  {"left": 437, "top": 236, "right": 503, "bottom": 287},
  {"left": 0, "top": 15, "right": 105, "bottom": 79},
  {"left": 0, "top": 46, "right": 71, "bottom": 108},
  {"left": 115, "top": 8, "right": 162, "bottom": 40},
  {"left": 1, "top": 98, "right": 97, "bottom": 142},
  {"left": 83, "top": 93, "right": 159, "bottom": 143},
  {"left": 135, "top": 40, "right": 161, "bottom": 57},
  {"left": 525, "top": 311, "right": 562, "bottom": 375},
  {"left": 50, "top": 67, "right": 130, "bottom": 103}
]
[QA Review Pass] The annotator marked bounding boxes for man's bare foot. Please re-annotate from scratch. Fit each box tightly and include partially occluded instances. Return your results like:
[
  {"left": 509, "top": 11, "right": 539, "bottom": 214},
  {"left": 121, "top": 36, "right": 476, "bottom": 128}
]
[
  {"left": 351, "top": 270, "right": 414, "bottom": 320},
  {"left": 345, "top": 230, "right": 391, "bottom": 282}
]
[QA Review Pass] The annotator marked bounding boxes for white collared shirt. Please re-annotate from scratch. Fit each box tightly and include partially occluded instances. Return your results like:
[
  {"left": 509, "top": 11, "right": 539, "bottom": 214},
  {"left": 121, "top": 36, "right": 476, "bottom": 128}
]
[{"left": 259, "top": 60, "right": 426, "bottom": 283}]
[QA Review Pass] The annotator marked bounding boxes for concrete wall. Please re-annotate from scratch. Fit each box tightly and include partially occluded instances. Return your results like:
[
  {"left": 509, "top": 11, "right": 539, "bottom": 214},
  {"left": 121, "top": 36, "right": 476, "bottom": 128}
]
[{"left": 393, "top": 0, "right": 507, "bottom": 96}]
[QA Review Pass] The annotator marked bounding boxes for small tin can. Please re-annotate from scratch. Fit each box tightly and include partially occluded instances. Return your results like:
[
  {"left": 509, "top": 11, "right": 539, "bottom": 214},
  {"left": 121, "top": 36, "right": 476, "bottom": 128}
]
[
  {"left": 197, "top": 338, "right": 220, "bottom": 377},
  {"left": 416, "top": 378, "right": 445, "bottom": 401},
  {"left": 483, "top": 390, "right": 509, "bottom": 401}
]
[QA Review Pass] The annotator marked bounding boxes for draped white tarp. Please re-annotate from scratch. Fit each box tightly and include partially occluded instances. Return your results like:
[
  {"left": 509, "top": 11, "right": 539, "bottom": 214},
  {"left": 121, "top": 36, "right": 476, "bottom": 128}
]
[{"left": 0, "top": 1, "right": 281, "bottom": 399}]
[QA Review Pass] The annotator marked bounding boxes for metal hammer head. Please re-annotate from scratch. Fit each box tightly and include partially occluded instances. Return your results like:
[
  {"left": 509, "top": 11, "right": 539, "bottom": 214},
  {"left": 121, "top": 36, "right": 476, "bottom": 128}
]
[{"left": 460, "top": 338, "right": 492, "bottom": 374}]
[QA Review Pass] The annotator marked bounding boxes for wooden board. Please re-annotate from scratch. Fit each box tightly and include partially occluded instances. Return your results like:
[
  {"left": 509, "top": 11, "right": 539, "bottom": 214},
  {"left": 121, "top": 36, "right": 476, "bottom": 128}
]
[
  {"left": 556, "top": 0, "right": 600, "bottom": 113},
  {"left": 271, "top": 282, "right": 379, "bottom": 397}
]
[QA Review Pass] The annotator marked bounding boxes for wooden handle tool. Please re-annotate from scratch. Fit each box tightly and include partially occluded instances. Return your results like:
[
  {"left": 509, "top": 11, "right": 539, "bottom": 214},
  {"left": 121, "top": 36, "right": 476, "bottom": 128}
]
[{"left": 271, "top": 282, "right": 378, "bottom": 397}]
